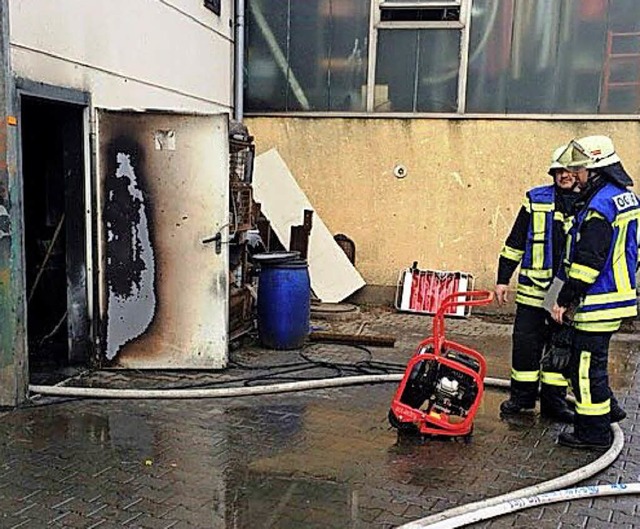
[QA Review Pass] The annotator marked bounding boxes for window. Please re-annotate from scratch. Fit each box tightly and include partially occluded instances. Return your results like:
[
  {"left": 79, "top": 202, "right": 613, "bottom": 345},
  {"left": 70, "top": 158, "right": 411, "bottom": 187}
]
[
  {"left": 466, "top": 0, "right": 640, "bottom": 114},
  {"left": 245, "top": 0, "right": 640, "bottom": 116},
  {"left": 379, "top": 1, "right": 461, "bottom": 22},
  {"left": 204, "top": 0, "right": 221, "bottom": 16},
  {"left": 374, "top": 0, "right": 466, "bottom": 112},
  {"left": 245, "top": 0, "right": 370, "bottom": 112}
]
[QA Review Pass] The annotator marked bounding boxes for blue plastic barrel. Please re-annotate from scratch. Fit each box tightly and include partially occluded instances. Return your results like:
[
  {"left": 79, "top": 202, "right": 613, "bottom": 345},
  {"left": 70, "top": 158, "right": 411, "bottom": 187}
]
[{"left": 257, "top": 259, "right": 310, "bottom": 350}]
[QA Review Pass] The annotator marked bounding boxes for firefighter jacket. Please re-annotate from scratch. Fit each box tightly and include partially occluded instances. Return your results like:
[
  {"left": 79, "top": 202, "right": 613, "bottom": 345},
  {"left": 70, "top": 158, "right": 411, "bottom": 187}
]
[
  {"left": 498, "top": 185, "right": 576, "bottom": 308},
  {"left": 559, "top": 182, "right": 640, "bottom": 332}
]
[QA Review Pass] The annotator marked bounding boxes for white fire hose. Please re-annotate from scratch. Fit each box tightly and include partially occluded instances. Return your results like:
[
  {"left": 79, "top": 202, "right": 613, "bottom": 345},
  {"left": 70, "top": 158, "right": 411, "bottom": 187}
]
[{"left": 29, "top": 375, "right": 634, "bottom": 528}]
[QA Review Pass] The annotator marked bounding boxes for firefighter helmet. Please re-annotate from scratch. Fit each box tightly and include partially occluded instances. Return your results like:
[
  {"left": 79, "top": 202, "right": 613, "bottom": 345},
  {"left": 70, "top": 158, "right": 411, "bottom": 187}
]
[
  {"left": 557, "top": 135, "right": 621, "bottom": 169},
  {"left": 547, "top": 145, "right": 567, "bottom": 176}
]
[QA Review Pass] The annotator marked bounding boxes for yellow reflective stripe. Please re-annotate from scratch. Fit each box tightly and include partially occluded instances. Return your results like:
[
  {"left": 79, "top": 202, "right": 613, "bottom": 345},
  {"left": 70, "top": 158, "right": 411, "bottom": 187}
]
[
  {"left": 613, "top": 208, "right": 640, "bottom": 225},
  {"left": 511, "top": 368, "right": 539, "bottom": 383},
  {"left": 520, "top": 268, "right": 553, "bottom": 279},
  {"left": 578, "top": 351, "right": 591, "bottom": 406},
  {"left": 532, "top": 211, "right": 546, "bottom": 242},
  {"left": 568, "top": 262, "right": 599, "bottom": 283},
  {"left": 500, "top": 245, "right": 524, "bottom": 262},
  {"left": 585, "top": 210, "right": 605, "bottom": 222},
  {"left": 531, "top": 203, "right": 554, "bottom": 212},
  {"left": 575, "top": 399, "right": 611, "bottom": 416},
  {"left": 522, "top": 198, "right": 532, "bottom": 212},
  {"left": 612, "top": 220, "right": 631, "bottom": 293},
  {"left": 516, "top": 284, "right": 546, "bottom": 299},
  {"left": 540, "top": 371, "right": 569, "bottom": 387},
  {"left": 556, "top": 210, "right": 575, "bottom": 235},
  {"left": 582, "top": 290, "right": 637, "bottom": 306},
  {"left": 564, "top": 233, "right": 573, "bottom": 265},
  {"left": 515, "top": 294, "right": 545, "bottom": 308},
  {"left": 519, "top": 272, "right": 552, "bottom": 290},
  {"left": 575, "top": 320, "right": 622, "bottom": 332},
  {"left": 574, "top": 305, "right": 638, "bottom": 322}
]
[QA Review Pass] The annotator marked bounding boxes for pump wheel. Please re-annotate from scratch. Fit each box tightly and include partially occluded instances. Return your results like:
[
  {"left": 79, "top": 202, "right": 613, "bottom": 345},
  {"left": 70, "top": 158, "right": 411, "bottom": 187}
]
[
  {"left": 462, "top": 424, "right": 474, "bottom": 444},
  {"left": 388, "top": 410, "right": 419, "bottom": 435}
]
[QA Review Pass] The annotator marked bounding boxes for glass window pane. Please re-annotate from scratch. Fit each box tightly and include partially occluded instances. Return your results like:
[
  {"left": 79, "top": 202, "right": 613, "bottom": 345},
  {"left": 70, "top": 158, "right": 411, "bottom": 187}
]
[
  {"left": 553, "top": 1, "right": 608, "bottom": 114},
  {"left": 246, "top": 0, "right": 369, "bottom": 112},
  {"left": 416, "top": 29, "right": 460, "bottom": 112},
  {"left": 465, "top": 0, "right": 510, "bottom": 113},
  {"left": 245, "top": 1, "right": 289, "bottom": 112},
  {"left": 288, "top": 1, "right": 327, "bottom": 110},
  {"left": 505, "top": 0, "right": 563, "bottom": 113},
  {"left": 375, "top": 30, "right": 419, "bottom": 111},
  {"left": 376, "top": 29, "right": 460, "bottom": 112},
  {"left": 289, "top": 0, "right": 370, "bottom": 110},
  {"left": 601, "top": 0, "right": 640, "bottom": 113},
  {"left": 466, "top": 0, "right": 567, "bottom": 113},
  {"left": 319, "top": 0, "right": 370, "bottom": 111},
  {"left": 468, "top": 0, "right": 640, "bottom": 115}
]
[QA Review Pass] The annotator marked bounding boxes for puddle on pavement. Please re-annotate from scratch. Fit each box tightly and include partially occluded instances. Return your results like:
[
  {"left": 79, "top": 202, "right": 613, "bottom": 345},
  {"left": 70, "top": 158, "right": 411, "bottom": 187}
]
[
  {"left": 0, "top": 380, "right": 613, "bottom": 528},
  {"left": 0, "top": 331, "right": 637, "bottom": 528}
]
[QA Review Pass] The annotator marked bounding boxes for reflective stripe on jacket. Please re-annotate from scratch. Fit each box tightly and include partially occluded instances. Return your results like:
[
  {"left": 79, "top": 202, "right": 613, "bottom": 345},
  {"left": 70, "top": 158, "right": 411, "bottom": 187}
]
[
  {"left": 501, "top": 185, "right": 555, "bottom": 308},
  {"left": 565, "top": 184, "right": 640, "bottom": 331}
]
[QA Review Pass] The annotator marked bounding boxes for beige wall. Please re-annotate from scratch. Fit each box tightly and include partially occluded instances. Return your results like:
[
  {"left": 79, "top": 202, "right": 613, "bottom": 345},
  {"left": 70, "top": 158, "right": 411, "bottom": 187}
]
[{"left": 246, "top": 117, "right": 640, "bottom": 292}]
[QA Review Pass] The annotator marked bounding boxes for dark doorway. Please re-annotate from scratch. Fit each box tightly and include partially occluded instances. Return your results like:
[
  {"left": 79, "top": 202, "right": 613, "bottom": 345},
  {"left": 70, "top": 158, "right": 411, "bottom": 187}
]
[{"left": 21, "top": 96, "right": 89, "bottom": 375}]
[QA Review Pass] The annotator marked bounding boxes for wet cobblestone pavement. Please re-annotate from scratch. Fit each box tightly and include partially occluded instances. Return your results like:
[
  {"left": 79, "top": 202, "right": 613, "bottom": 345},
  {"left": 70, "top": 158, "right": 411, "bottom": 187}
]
[{"left": 1, "top": 308, "right": 639, "bottom": 528}]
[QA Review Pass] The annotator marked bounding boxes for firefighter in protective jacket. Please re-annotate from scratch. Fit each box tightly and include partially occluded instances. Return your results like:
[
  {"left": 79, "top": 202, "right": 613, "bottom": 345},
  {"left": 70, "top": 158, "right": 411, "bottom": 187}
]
[
  {"left": 495, "top": 146, "right": 577, "bottom": 422},
  {"left": 551, "top": 135, "right": 638, "bottom": 449}
]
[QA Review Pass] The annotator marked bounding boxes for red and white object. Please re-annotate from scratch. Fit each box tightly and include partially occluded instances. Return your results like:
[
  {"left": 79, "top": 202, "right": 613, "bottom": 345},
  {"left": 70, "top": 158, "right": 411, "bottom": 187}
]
[{"left": 396, "top": 267, "right": 474, "bottom": 317}]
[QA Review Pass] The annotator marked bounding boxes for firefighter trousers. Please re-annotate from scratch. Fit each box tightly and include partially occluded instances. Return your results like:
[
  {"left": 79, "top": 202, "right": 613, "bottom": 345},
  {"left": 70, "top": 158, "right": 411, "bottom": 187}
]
[
  {"left": 567, "top": 330, "right": 612, "bottom": 444},
  {"left": 510, "top": 304, "right": 568, "bottom": 408}
]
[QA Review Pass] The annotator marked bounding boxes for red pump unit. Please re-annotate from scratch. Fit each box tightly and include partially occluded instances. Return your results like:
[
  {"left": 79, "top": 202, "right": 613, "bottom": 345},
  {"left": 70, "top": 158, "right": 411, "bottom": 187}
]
[{"left": 389, "top": 290, "right": 494, "bottom": 438}]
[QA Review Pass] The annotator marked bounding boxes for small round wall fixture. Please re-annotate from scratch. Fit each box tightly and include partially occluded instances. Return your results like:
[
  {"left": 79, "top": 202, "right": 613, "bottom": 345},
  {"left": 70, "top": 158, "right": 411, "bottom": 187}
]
[{"left": 393, "top": 164, "right": 408, "bottom": 179}]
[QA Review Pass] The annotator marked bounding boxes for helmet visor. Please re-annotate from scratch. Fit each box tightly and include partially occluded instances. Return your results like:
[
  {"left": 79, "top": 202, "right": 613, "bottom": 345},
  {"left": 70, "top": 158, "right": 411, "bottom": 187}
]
[{"left": 556, "top": 140, "right": 594, "bottom": 169}]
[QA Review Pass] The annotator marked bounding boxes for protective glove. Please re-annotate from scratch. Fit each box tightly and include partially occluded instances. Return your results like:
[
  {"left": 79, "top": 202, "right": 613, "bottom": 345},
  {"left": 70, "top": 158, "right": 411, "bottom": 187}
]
[{"left": 543, "top": 325, "right": 574, "bottom": 372}]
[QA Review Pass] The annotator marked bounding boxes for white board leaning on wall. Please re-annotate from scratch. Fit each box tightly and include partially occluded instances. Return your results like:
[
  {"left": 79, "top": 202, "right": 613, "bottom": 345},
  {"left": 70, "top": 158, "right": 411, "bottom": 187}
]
[{"left": 253, "top": 149, "right": 366, "bottom": 303}]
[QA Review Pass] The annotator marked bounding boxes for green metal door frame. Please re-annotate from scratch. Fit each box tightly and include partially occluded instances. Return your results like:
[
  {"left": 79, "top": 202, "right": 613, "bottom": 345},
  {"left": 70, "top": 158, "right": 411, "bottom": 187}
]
[{"left": 0, "top": 0, "right": 28, "bottom": 408}]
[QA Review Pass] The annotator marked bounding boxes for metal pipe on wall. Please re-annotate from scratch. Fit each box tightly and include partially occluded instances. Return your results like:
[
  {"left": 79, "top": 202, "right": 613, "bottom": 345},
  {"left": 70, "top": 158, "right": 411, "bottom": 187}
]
[{"left": 234, "top": 0, "right": 245, "bottom": 121}]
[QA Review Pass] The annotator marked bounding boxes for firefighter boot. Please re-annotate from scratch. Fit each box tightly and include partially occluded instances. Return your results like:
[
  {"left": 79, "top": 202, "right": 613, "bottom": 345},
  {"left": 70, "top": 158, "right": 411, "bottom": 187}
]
[
  {"left": 500, "top": 387, "right": 536, "bottom": 416},
  {"left": 557, "top": 431, "right": 612, "bottom": 450},
  {"left": 540, "top": 384, "right": 574, "bottom": 424},
  {"left": 610, "top": 397, "right": 627, "bottom": 423}
]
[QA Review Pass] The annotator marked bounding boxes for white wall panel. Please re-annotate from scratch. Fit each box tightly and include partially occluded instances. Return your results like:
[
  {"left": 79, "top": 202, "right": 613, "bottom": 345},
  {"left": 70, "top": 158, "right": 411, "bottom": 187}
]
[{"left": 9, "top": 0, "right": 233, "bottom": 111}]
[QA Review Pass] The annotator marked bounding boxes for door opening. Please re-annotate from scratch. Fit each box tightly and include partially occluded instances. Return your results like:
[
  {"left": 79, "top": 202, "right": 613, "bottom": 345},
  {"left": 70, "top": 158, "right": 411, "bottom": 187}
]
[{"left": 21, "top": 95, "right": 89, "bottom": 375}]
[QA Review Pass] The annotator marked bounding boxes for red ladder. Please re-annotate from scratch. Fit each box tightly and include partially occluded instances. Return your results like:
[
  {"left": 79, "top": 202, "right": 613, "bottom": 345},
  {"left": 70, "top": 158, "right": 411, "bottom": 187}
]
[{"left": 601, "top": 31, "right": 640, "bottom": 112}]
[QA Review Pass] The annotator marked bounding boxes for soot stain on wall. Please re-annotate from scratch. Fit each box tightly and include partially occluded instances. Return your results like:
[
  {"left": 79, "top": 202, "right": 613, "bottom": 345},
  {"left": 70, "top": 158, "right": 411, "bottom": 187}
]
[{"left": 104, "top": 137, "right": 157, "bottom": 360}]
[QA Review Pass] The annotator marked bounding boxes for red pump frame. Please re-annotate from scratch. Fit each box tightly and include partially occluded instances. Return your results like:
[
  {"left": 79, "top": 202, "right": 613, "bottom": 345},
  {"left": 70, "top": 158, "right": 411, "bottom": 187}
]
[{"left": 390, "top": 290, "right": 494, "bottom": 437}]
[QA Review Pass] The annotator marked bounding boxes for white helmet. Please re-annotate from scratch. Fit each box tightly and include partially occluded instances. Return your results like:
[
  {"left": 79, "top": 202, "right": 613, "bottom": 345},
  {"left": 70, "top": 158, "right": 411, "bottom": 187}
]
[
  {"left": 557, "top": 135, "right": 621, "bottom": 169},
  {"left": 575, "top": 135, "right": 621, "bottom": 169},
  {"left": 548, "top": 144, "right": 567, "bottom": 175}
]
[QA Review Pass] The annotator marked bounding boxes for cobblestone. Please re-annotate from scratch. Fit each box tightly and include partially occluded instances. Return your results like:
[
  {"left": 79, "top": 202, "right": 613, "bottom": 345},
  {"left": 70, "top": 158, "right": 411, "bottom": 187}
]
[{"left": 0, "top": 309, "right": 638, "bottom": 528}]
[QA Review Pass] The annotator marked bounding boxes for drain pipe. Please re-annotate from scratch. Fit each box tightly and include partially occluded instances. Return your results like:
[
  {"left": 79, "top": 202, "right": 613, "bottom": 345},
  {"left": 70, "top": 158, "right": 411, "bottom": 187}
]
[{"left": 234, "top": 0, "right": 245, "bottom": 121}]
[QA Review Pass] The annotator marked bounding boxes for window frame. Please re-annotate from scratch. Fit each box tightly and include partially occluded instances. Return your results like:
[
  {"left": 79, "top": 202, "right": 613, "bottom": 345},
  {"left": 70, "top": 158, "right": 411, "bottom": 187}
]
[{"left": 366, "top": 0, "right": 471, "bottom": 113}]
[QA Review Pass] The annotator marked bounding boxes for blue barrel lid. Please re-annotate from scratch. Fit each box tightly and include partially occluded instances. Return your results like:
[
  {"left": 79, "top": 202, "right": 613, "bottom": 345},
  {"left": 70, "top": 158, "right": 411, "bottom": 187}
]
[{"left": 252, "top": 251, "right": 301, "bottom": 266}]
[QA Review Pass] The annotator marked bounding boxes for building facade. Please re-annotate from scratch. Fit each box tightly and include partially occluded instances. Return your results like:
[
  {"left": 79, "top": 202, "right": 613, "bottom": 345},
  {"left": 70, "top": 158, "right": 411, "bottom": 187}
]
[
  {"left": 244, "top": 0, "right": 640, "bottom": 302},
  {"left": 0, "top": 0, "right": 236, "bottom": 406}
]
